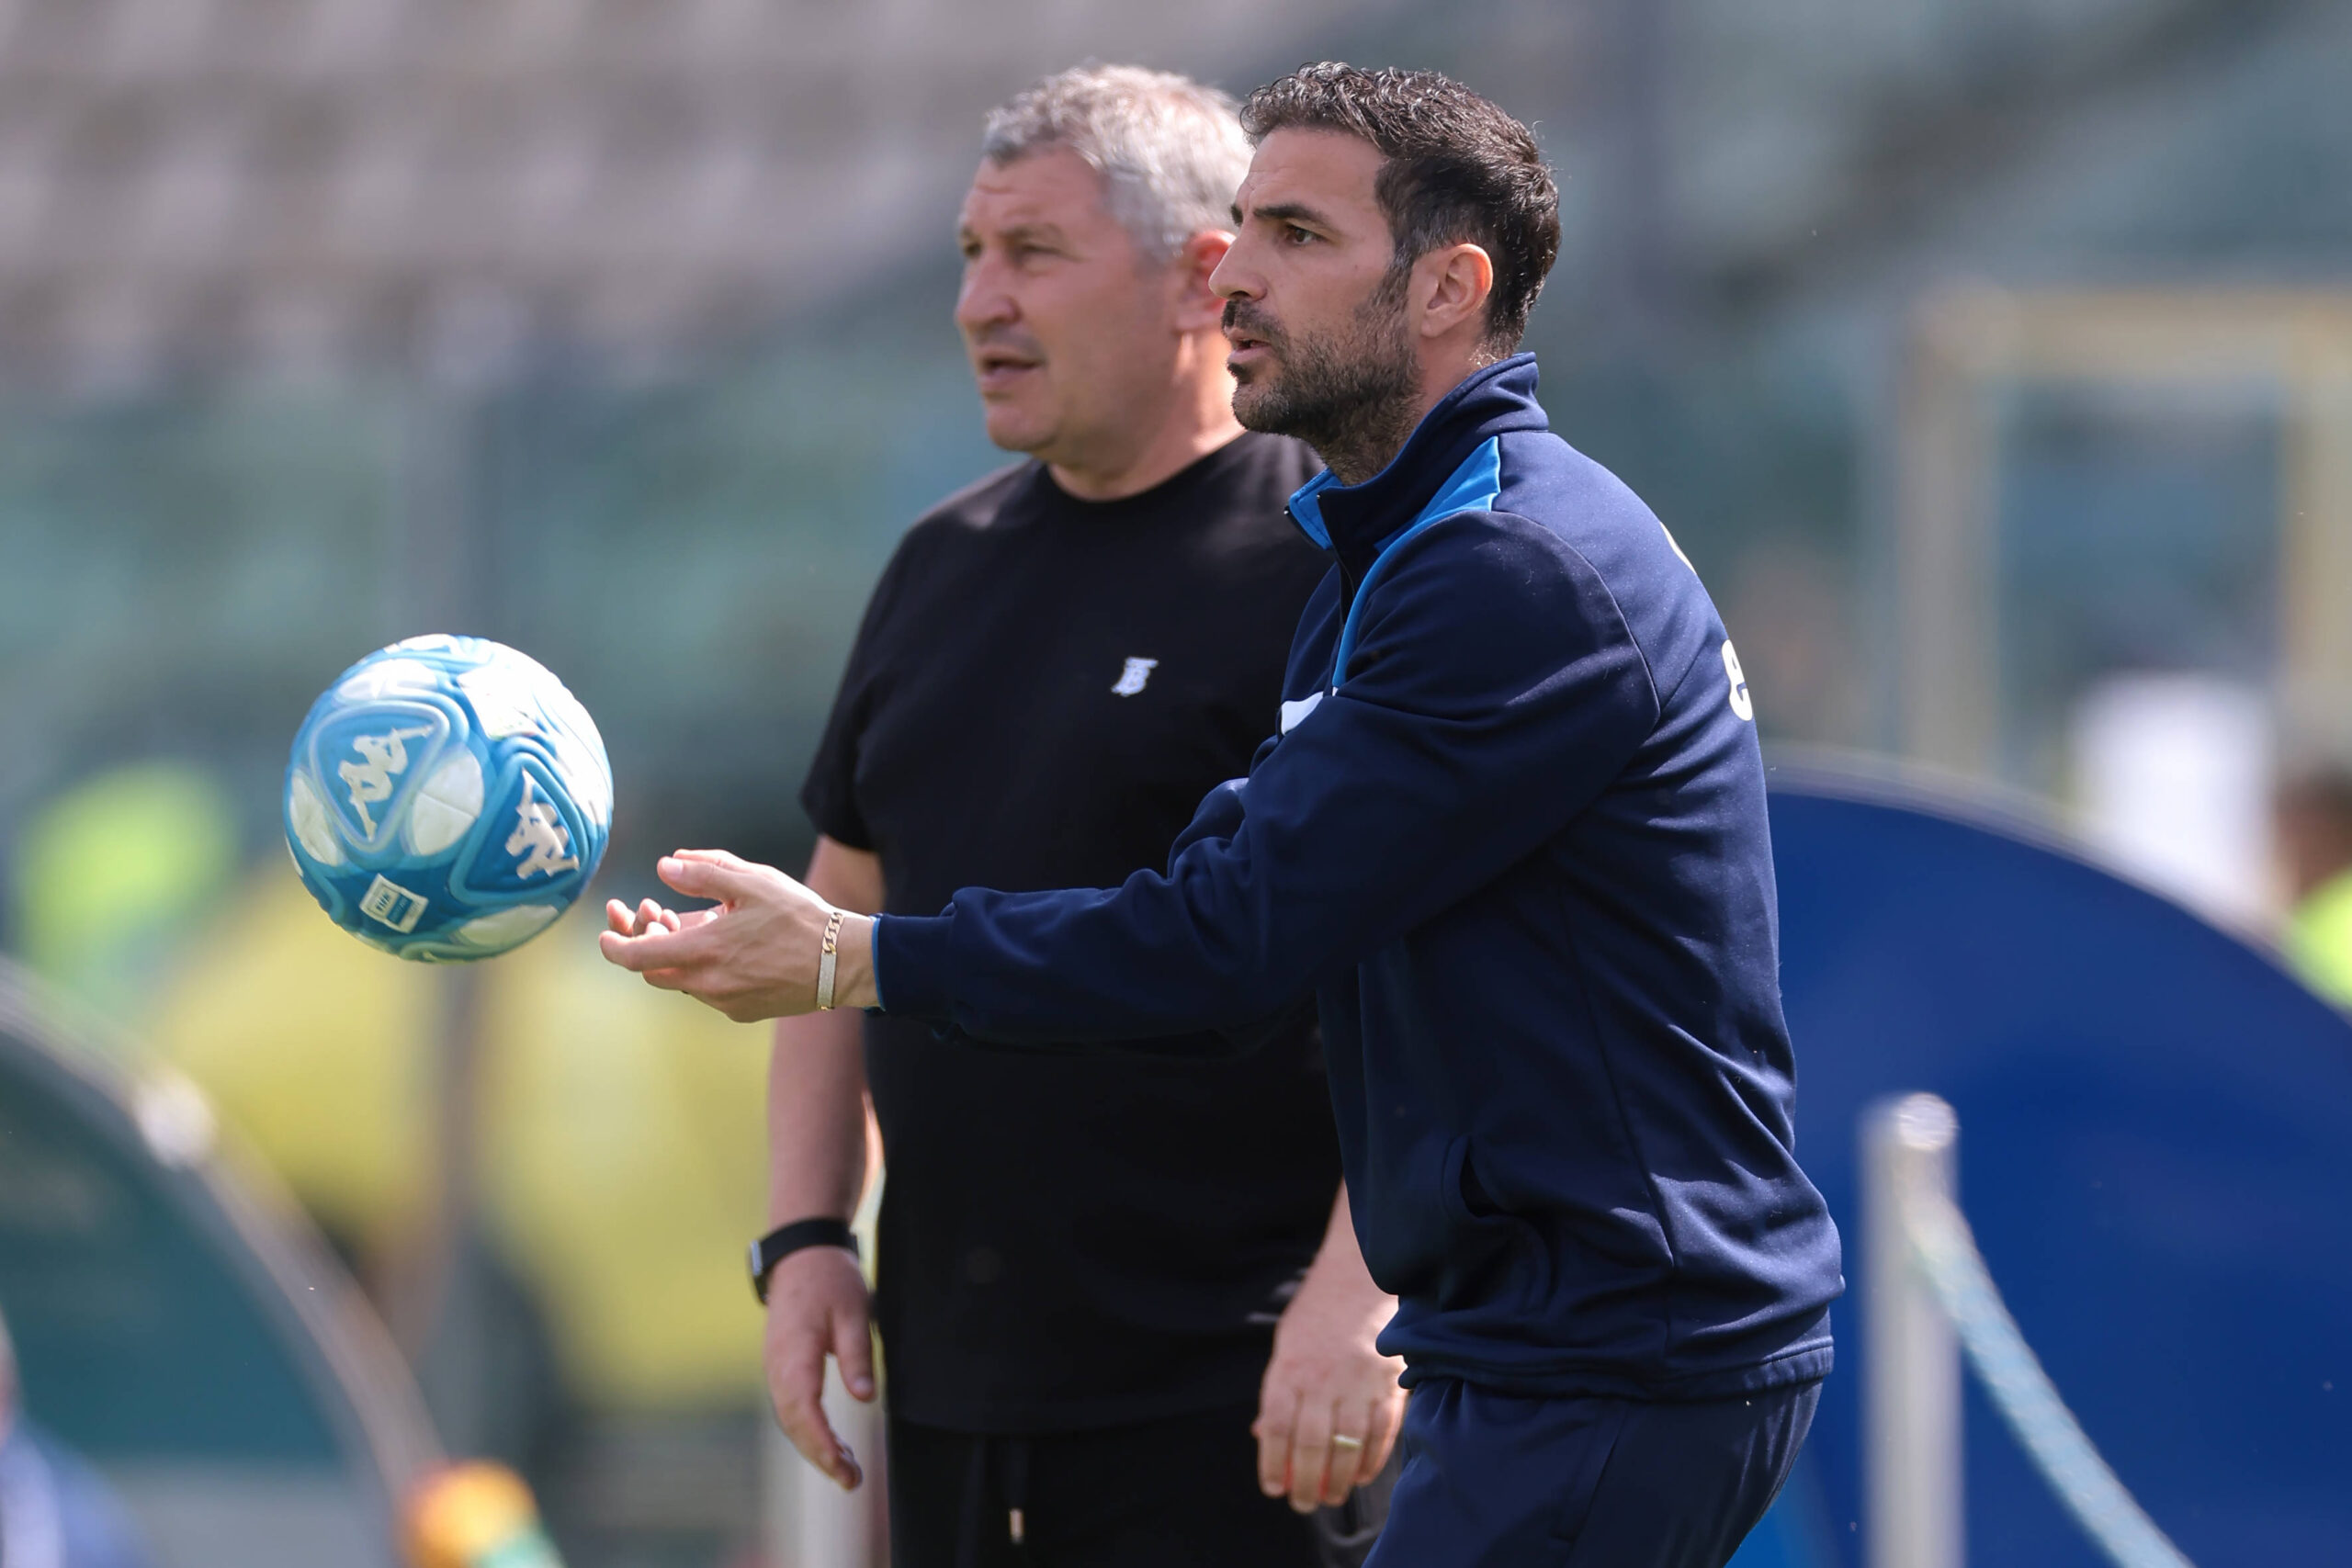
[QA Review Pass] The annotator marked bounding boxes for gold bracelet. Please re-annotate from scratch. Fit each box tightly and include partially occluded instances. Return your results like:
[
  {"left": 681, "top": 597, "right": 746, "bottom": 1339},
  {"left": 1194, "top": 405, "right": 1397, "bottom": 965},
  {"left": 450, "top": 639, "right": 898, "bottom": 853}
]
[{"left": 816, "top": 908, "right": 845, "bottom": 1010}]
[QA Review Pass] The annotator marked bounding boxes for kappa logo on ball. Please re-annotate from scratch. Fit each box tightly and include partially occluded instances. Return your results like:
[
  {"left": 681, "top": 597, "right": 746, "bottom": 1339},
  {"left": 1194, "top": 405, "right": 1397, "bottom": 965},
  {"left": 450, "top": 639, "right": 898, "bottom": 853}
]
[
  {"left": 340, "top": 724, "right": 431, "bottom": 835},
  {"left": 506, "top": 774, "right": 580, "bottom": 879}
]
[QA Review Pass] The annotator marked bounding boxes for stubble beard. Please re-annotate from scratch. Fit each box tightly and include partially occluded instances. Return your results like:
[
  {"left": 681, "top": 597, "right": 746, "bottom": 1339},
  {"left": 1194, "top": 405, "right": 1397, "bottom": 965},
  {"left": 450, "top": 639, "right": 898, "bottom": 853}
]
[{"left": 1227, "top": 270, "right": 1420, "bottom": 487}]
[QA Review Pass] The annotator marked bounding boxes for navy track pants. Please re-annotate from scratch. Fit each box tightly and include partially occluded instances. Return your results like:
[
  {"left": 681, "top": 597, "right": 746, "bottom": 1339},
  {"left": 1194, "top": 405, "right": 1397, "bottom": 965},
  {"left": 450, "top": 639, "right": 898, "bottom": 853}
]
[{"left": 1363, "top": 1378, "right": 1819, "bottom": 1568}]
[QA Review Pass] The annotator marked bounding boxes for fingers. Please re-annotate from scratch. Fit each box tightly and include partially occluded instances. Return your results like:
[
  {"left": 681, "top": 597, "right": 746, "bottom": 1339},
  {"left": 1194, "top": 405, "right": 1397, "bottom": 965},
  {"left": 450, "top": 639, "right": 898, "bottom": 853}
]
[
  {"left": 831, "top": 1303, "right": 876, "bottom": 1404},
  {"left": 1254, "top": 1382, "right": 1295, "bottom": 1502},
  {"left": 766, "top": 1325, "right": 854, "bottom": 1489},
  {"left": 1321, "top": 1400, "right": 1379, "bottom": 1503},
  {"left": 1352, "top": 1389, "right": 1404, "bottom": 1491},
  {"left": 597, "top": 923, "right": 716, "bottom": 974},
  {"left": 763, "top": 1255, "right": 872, "bottom": 1492},
  {"left": 597, "top": 928, "right": 657, "bottom": 970},
  {"left": 1284, "top": 1394, "right": 1339, "bottom": 1513},
  {"left": 656, "top": 850, "right": 768, "bottom": 905},
  {"left": 1256, "top": 1378, "right": 1344, "bottom": 1515},
  {"left": 604, "top": 898, "right": 684, "bottom": 944},
  {"left": 598, "top": 852, "right": 820, "bottom": 1021}
]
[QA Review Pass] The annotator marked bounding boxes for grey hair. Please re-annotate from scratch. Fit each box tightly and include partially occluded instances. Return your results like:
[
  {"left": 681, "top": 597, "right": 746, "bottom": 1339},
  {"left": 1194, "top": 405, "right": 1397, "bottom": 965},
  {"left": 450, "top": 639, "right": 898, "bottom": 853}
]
[{"left": 980, "top": 65, "right": 1250, "bottom": 262}]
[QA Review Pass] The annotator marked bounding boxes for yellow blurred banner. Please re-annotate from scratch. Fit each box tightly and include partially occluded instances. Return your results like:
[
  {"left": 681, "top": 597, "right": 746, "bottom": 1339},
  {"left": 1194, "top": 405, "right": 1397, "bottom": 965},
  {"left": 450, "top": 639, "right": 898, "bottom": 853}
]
[{"left": 154, "top": 870, "right": 774, "bottom": 1411}]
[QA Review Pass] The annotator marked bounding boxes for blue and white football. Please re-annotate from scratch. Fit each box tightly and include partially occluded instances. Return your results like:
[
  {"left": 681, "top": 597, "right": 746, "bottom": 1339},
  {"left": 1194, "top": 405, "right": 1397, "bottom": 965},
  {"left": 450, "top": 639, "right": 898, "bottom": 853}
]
[{"left": 284, "top": 636, "right": 613, "bottom": 961}]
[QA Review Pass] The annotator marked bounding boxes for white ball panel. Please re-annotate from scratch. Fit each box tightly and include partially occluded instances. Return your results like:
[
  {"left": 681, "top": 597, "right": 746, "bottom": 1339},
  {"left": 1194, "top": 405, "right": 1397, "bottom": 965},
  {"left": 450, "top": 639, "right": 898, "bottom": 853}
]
[
  {"left": 550, "top": 728, "right": 612, "bottom": 827},
  {"left": 458, "top": 666, "right": 544, "bottom": 740},
  {"left": 544, "top": 683, "right": 605, "bottom": 752},
  {"left": 336, "top": 659, "right": 440, "bottom": 703},
  {"left": 455, "top": 904, "right": 560, "bottom": 949},
  {"left": 408, "top": 749, "right": 486, "bottom": 856},
  {"left": 288, "top": 772, "right": 345, "bottom": 866},
  {"left": 536, "top": 684, "right": 613, "bottom": 827}
]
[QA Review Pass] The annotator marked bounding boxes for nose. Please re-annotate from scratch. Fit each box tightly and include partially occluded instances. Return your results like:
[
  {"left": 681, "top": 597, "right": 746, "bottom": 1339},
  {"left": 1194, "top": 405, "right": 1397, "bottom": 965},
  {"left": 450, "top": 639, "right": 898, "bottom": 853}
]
[
  {"left": 1207, "top": 233, "right": 1261, "bottom": 304},
  {"left": 956, "top": 252, "right": 1017, "bottom": 337}
]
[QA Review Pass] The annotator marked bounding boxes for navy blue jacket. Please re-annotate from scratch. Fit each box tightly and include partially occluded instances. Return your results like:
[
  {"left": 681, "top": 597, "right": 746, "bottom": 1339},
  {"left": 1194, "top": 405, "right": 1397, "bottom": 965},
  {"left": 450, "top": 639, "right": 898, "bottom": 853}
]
[{"left": 876, "top": 356, "right": 1842, "bottom": 1399}]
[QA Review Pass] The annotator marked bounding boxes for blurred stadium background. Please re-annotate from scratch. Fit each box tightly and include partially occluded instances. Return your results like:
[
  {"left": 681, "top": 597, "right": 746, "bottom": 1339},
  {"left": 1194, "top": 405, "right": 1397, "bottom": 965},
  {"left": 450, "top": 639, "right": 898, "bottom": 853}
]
[{"left": 0, "top": 1, "right": 2348, "bottom": 1564}]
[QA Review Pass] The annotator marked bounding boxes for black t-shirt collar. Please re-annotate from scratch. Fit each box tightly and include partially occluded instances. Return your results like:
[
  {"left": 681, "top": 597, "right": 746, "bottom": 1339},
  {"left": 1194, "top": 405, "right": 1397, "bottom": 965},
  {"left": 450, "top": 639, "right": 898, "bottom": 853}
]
[{"left": 1027, "top": 432, "right": 1261, "bottom": 520}]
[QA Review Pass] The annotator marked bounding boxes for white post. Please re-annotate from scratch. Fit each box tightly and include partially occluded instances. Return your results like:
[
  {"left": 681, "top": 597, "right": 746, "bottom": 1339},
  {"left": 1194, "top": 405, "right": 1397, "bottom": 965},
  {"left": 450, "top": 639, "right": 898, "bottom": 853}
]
[
  {"left": 762, "top": 1365, "right": 881, "bottom": 1568},
  {"left": 1862, "top": 1093, "right": 1963, "bottom": 1568},
  {"left": 763, "top": 1177, "right": 887, "bottom": 1568}
]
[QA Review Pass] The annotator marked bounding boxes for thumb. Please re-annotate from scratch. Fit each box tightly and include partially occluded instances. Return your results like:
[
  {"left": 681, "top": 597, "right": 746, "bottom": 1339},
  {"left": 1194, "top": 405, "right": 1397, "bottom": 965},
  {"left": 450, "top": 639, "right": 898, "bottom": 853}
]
[
  {"left": 832, "top": 1303, "right": 876, "bottom": 1404},
  {"left": 657, "top": 850, "right": 763, "bottom": 904},
  {"left": 673, "top": 847, "right": 757, "bottom": 872}
]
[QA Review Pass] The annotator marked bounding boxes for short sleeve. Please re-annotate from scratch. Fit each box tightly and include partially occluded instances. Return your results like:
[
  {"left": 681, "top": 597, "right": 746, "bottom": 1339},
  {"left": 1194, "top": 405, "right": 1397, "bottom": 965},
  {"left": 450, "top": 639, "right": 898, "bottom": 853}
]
[{"left": 798, "top": 533, "right": 923, "bottom": 852}]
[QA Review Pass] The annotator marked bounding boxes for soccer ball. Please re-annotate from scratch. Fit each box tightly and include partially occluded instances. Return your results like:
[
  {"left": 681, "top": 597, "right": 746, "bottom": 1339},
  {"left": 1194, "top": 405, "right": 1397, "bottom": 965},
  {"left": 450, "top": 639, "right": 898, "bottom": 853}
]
[{"left": 284, "top": 636, "right": 613, "bottom": 961}]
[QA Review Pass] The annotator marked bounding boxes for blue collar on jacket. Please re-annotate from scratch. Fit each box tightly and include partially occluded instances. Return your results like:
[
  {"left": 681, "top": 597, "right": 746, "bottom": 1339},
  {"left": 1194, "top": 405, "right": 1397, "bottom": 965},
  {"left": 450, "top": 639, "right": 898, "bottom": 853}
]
[
  {"left": 1285, "top": 354, "right": 1551, "bottom": 573},
  {"left": 1286, "top": 354, "right": 1553, "bottom": 688}
]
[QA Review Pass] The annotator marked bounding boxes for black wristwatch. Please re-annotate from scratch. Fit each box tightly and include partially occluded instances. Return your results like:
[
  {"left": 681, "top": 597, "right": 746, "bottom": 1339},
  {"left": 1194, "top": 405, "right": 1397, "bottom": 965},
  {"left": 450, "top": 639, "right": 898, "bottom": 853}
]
[{"left": 749, "top": 1217, "right": 860, "bottom": 1304}]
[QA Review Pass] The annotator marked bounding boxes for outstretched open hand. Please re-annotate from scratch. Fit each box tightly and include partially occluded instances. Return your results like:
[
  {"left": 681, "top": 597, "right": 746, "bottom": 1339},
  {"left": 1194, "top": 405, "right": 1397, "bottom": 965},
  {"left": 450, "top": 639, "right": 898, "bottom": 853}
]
[{"left": 598, "top": 849, "right": 875, "bottom": 1020}]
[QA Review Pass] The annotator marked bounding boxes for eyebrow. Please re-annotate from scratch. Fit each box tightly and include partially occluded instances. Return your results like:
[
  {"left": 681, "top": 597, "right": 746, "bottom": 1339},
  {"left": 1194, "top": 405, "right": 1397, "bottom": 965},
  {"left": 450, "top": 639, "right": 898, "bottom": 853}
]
[
  {"left": 1236, "top": 199, "right": 1334, "bottom": 231},
  {"left": 956, "top": 220, "right": 1067, "bottom": 247}
]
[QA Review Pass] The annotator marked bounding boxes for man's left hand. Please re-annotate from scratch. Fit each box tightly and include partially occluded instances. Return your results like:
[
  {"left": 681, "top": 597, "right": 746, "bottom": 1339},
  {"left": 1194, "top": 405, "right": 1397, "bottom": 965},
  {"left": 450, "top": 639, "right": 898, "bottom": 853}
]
[
  {"left": 1253, "top": 1199, "right": 1407, "bottom": 1513},
  {"left": 598, "top": 850, "right": 874, "bottom": 1020}
]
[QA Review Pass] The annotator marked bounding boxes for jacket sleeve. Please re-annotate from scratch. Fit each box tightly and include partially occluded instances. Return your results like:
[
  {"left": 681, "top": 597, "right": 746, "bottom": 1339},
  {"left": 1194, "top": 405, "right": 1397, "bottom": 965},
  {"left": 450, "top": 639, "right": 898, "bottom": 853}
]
[{"left": 872, "top": 512, "right": 1662, "bottom": 1046}]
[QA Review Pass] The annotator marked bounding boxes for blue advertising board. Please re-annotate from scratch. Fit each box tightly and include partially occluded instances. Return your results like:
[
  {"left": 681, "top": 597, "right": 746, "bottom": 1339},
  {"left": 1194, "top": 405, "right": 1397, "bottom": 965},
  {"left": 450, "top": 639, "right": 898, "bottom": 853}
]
[{"left": 1736, "top": 764, "right": 2352, "bottom": 1568}]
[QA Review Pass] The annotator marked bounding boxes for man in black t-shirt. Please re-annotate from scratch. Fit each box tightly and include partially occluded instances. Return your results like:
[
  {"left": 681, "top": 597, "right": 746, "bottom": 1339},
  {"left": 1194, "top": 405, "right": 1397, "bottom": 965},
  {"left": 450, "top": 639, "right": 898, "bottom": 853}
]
[{"left": 761, "top": 67, "right": 1399, "bottom": 1567}]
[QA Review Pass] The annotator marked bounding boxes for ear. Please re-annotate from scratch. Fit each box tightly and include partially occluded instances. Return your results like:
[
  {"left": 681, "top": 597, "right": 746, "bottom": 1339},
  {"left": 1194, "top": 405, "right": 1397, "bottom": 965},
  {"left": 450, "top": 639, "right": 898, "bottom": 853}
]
[
  {"left": 1413, "top": 243, "right": 1496, "bottom": 343},
  {"left": 1170, "top": 230, "right": 1235, "bottom": 333}
]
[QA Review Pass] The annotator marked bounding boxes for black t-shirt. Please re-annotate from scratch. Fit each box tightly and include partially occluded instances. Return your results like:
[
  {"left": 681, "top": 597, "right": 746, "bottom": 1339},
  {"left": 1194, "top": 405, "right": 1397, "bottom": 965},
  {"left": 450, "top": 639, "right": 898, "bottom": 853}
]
[{"left": 800, "top": 433, "right": 1340, "bottom": 1432}]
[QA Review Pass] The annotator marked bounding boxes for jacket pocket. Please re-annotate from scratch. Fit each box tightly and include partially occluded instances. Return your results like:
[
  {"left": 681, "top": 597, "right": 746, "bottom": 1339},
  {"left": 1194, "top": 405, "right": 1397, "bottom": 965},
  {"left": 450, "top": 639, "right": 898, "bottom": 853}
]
[{"left": 1432, "top": 1134, "right": 1537, "bottom": 1314}]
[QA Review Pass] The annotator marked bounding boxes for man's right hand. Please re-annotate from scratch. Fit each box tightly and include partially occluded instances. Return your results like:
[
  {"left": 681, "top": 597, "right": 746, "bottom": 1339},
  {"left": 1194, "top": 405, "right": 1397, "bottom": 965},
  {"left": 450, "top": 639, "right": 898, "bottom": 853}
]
[{"left": 763, "top": 1243, "right": 877, "bottom": 1490}]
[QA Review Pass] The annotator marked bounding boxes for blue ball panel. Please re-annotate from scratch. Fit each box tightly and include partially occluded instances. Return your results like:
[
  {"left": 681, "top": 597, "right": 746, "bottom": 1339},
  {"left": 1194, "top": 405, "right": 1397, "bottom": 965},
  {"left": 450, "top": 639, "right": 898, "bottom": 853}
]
[
  {"left": 282, "top": 636, "right": 613, "bottom": 963},
  {"left": 300, "top": 696, "right": 464, "bottom": 860}
]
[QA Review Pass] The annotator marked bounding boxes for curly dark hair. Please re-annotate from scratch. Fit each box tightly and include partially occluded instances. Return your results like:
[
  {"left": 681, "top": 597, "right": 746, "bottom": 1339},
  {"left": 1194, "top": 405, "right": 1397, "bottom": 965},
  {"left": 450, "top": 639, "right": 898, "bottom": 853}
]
[{"left": 1240, "top": 63, "right": 1560, "bottom": 353}]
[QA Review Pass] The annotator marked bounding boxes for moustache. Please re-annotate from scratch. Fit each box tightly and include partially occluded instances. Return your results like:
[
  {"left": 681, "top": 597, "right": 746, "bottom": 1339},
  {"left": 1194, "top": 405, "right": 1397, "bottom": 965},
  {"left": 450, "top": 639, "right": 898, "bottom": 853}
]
[
  {"left": 966, "top": 326, "right": 1046, "bottom": 359},
  {"left": 1221, "top": 299, "right": 1284, "bottom": 349}
]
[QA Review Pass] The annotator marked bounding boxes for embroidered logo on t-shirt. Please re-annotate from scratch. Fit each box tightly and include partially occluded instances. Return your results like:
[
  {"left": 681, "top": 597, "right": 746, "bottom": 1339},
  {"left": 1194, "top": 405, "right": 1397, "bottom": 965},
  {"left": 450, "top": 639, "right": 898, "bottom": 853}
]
[{"left": 1111, "top": 657, "right": 1159, "bottom": 696}]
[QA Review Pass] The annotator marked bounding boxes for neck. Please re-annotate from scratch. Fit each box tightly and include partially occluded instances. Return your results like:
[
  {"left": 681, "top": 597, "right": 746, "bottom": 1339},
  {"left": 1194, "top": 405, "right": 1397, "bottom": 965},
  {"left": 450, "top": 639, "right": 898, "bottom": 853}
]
[
  {"left": 1316, "top": 401, "right": 1419, "bottom": 487},
  {"left": 1317, "top": 347, "right": 1494, "bottom": 488},
  {"left": 1046, "top": 336, "right": 1242, "bottom": 502}
]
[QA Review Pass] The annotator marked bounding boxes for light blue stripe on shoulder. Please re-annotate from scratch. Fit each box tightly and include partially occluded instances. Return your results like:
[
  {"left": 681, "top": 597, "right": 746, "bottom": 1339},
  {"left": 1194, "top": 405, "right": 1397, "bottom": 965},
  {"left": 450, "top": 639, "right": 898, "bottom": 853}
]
[
  {"left": 1417, "top": 435, "right": 1502, "bottom": 525},
  {"left": 1329, "top": 437, "right": 1503, "bottom": 688}
]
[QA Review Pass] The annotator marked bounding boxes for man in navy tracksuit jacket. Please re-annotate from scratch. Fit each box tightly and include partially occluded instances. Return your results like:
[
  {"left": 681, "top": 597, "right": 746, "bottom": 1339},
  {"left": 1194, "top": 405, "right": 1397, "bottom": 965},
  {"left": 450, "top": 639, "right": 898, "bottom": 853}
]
[{"left": 606, "top": 63, "right": 1842, "bottom": 1568}]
